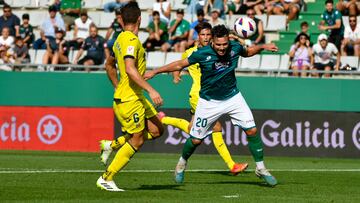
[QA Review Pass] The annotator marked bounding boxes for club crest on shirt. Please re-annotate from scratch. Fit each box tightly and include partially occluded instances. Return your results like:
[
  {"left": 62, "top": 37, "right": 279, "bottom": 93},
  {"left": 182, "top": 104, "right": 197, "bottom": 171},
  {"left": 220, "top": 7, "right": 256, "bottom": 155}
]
[{"left": 231, "top": 50, "right": 235, "bottom": 57}]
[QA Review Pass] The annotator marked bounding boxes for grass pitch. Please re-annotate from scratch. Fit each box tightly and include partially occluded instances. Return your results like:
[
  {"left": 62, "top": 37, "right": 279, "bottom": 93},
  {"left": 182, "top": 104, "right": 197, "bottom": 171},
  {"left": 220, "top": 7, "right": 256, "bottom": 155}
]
[{"left": 0, "top": 150, "right": 359, "bottom": 203}]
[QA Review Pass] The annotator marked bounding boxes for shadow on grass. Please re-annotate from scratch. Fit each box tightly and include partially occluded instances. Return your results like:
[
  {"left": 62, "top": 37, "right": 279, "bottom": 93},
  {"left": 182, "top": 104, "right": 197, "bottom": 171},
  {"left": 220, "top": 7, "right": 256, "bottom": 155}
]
[{"left": 135, "top": 184, "right": 183, "bottom": 191}]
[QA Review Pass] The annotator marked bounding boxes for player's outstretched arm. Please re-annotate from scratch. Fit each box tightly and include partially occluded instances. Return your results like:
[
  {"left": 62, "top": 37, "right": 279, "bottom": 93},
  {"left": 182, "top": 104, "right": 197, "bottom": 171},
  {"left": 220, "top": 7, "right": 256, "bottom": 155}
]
[
  {"left": 105, "top": 55, "right": 118, "bottom": 88},
  {"left": 125, "top": 58, "right": 163, "bottom": 106},
  {"left": 245, "top": 43, "right": 278, "bottom": 57},
  {"left": 144, "top": 58, "right": 190, "bottom": 80}
]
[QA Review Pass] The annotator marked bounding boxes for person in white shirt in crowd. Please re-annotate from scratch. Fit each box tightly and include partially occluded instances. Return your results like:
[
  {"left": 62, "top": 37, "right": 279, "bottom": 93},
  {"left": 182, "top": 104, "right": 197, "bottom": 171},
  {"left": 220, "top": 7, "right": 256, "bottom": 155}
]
[
  {"left": 205, "top": 9, "right": 225, "bottom": 27},
  {"left": 311, "top": 34, "right": 340, "bottom": 78},
  {"left": 153, "top": 0, "right": 172, "bottom": 24},
  {"left": 341, "top": 15, "right": 360, "bottom": 57},
  {"left": 71, "top": 10, "right": 93, "bottom": 50},
  {"left": 0, "top": 27, "right": 15, "bottom": 69}
]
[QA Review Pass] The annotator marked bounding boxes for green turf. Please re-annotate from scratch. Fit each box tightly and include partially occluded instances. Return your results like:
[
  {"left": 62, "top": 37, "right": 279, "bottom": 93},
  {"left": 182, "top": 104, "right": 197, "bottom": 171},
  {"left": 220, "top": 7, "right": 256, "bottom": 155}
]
[{"left": 0, "top": 150, "right": 360, "bottom": 202}]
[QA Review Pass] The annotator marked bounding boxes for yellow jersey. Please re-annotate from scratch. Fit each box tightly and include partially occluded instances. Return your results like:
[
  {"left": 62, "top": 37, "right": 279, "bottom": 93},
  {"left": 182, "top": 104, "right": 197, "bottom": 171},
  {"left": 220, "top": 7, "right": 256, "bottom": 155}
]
[
  {"left": 183, "top": 46, "right": 201, "bottom": 98},
  {"left": 113, "top": 31, "right": 147, "bottom": 102}
]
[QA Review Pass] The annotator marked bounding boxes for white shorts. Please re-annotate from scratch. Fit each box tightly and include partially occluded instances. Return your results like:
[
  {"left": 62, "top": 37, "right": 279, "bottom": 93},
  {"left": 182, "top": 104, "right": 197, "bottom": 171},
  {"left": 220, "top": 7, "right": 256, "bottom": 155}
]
[{"left": 190, "top": 92, "right": 256, "bottom": 139}]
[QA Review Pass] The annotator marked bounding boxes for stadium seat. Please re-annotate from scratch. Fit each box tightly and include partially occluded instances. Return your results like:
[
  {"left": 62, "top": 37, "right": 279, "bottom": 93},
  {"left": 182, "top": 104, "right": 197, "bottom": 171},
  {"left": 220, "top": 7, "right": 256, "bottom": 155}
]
[
  {"left": 279, "top": 54, "right": 290, "bottom": 71},
  {"left": 165, "top": 52, "right": 182, "bottom": 64},
  {"left": 265, "top": 15, "right": 286, "bottom": 31},
  {"left": 88, "top": 11, "right": 101, "bottom": 27},
  {"left": 259, "top": 55, "right": 280, "bottom": 70},
  {"left": 138, "top": 31, "right": 149, "bottom": 44},
  {"left": 255, "top": 14, "right": 267, "bottom": 28},
  {"left": 140, "top": 12, "right": 150, "bottom": 29},
  {"left": 239, "top": 54, "right": 260, "bottom": 70},
  {"left": 99, "top": 12, "right": 115, "bottom": 28},
  {"left": 29, "top": 11, "right": 47, "bottom": 27},
  {"left": 83, "top": 0, "right": 102, "bottom": 9},
  {"left": 29, "top": 49, "right": 36, "bottom": 63},
  {"left": 340, "top": 56, "right": 359, "bottom": 69},
  {"left": 34, "top": 50, "right": 46, "bottom": 65},
  {"left": 146, "top": 51, "right": 165, "bottom": 69},
  {"left": 38, "top": 0, "right": 51, "bottom": 7},
  {"left": 137, "top": 0, "right": 155, "bottom": 10},
  {"left": 10, "top": 0, "right": 31, "bottom": 8}
]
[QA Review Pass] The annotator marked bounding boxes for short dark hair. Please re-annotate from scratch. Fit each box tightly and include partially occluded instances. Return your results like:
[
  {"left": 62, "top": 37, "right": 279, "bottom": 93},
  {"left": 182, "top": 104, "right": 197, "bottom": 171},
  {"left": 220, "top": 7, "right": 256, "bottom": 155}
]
[
  {"left": 197, "top": 9, "right": 204, "bottom": 17},
  {"left": 3, "top": 4, "right": 11, "bottom": 11},
  {"left": 195, "top": 22, "right": 212, "bottom": 34},
  {"left": 120, "top": 1, "right": 141, "bottom": 25},
  {"left": 22, "top": 13, "right": 30, "bottom": 20},
  {"left": 325, "top": 0, "right": 333, "bottom": 5},
  {"left": 80, "top": 9, "right": 88, "bottom": 16},
  {"left": 211, "top": 25, "right": 229, "bottom": 38},
  {"left": 349, "top": 14, "right": 357, "bottom": 20},
  {"left": 300, "top": 21, "right": 308, "bottom": 27},
  {"left": 152, "top": 10, "right": 160, "bottom": 16}
]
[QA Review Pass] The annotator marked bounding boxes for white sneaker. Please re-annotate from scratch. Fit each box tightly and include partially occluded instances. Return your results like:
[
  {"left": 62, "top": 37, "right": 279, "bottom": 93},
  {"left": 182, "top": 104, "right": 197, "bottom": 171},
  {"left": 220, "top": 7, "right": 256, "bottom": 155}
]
[
  {"left": 96, "top": 176, "right": 124, "bottom": 192},
  {"left": 174, "top": 161, "right": 186, "bottom": 184},
  {"left": 100, "top": 140, "right": 113, "bottom": 165},
  {"left": 255, "top": 168, "right": 278, "bottom": 186}
]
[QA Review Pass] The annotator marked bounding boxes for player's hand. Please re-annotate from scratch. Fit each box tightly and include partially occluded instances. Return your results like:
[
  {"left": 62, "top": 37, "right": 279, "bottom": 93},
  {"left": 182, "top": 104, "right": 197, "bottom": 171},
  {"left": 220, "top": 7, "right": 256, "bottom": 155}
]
[
  {"left": 262, "top": 43, "right": 278, "bottom": 52},
  {"left": 144, "top": 70, "right": 156, "bottom": 80},
  {"left": 318, "top": 25, "right": 326, "bottom": 31},
  {"left": 149, "top": 90, "right": 163, "bottom": 107},
  {"left": 173, "top": 75, "right": 181, "bottom": 84}
]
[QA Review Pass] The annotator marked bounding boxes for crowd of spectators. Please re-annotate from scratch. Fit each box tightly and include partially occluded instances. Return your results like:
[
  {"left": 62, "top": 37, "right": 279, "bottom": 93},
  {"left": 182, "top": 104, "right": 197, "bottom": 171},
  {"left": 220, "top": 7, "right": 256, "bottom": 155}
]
[{"left": 0, "top": 0, "right": 359, "bottom": 76}]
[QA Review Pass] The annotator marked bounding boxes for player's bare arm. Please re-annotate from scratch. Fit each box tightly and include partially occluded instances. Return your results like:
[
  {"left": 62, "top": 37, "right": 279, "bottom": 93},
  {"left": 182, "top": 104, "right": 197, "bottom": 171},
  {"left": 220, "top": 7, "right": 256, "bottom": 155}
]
[
  {"left": 245, "top": 43, "right": 278, "bottom": 57},
  {"left": 125, "top": 58, "right": 163, "bottom": 106},
  {"left": 144, "top": 58, "right": 190, "bottom": 80},
  {"left": 105, "top": 55, "right": 118, "bottom": 88}
]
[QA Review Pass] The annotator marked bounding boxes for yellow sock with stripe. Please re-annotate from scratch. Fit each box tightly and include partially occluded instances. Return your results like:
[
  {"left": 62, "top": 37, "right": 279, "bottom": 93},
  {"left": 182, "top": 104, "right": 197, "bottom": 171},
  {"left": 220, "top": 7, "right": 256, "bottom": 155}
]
[
  {"left": 102, "top": 142, "right": 136, "bottom": 181},
  {"left": 110, "top": 134, "right": 130, "bottom": 150},
  {"left": 162, "top": 116, "right": 190, "bottom": 134},
  {"left": 143, "top": 131, "right": 154, "bottom": 140},
  {"left": 212, "top": 132, "right": 235, "bottom": 170}
]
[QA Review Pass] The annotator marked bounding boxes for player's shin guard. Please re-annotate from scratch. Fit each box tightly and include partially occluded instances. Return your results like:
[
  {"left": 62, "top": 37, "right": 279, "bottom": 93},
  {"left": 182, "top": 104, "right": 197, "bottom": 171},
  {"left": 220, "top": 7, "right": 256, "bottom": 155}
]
[
  {"left": 181, "top": 138, "right": 198, "bottom": 160},
  {"left": 247, "top": 134, "right": 264, "bottom": 162},
  {"left": 212, "top": 132, "right": 235, "bottom": 169},
  {"left": 103, "top": 142, "right": 136, "bottom": 181},
  {"left": 110, "top": 134, "right": 130, "bottom": 150},
  {"left": 162, "top": 117, "right": 190, "bottom": 134}
]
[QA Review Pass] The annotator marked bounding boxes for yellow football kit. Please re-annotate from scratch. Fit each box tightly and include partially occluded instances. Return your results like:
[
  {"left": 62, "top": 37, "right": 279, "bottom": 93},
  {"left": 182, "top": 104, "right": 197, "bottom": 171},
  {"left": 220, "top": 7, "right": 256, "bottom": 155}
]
[
  {"left": 182, "top": 46, "right": 201, "bottom": 114},
  {"left": 112, "top": 31, "right": 157, "bottom": 134}
]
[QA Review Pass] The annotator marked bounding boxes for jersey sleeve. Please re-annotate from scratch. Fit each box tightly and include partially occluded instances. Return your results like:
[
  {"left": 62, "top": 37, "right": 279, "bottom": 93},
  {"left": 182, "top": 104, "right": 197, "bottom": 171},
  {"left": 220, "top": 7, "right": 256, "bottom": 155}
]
[{"left": 120, "top": 35, "right": 139, "bottom": 60}]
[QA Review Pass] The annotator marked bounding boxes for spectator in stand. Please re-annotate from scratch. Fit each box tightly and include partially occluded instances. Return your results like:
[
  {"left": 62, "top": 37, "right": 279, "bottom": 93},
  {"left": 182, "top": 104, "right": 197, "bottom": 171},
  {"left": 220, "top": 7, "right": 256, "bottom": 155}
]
[
  {"left": 60, "top": 0, "right": 81, "bottom": 31},
  {"left": 187, "top": 0, "right": 207, "bottom": 14},
  {"left": 228, "top": 0, "right": 266, "bottom": 15},
  {"left": 188, "top": 9, "right": 208, "bottom": 47},
  {"left": 71, "top": 9, "right": 93, "bottom": 50},
  {"left": 336, "top": 0, "right": 360, "bottom": 16},
  {"left": 311, "top": 34, "right": 340, "bottom": 78},
  {"left": 246, "top": 8, "right": 264, "bottom": 45},
  {"left": 0, "top": 27, "right": 15, "bottom": 69},
  {"left": 153, "top": 0, "right": 172, "bottom": 24},
  {"left": 161, "top": 9, "right": 190, "bottom": 53},
  {"left": 13, "top": 37, "right": 30, "bottom": 69},
  {"left": 204, "top": 0, "right": 226, "bottom": 19},
  {"left": 289, "top": 33, "right": 312, "bottom": 77},
  {"left": 105, "top": 8, "right": 123, "bottom": 59},
  {"left": 143, "top": 11, "right": 168, "bottom": 51},
  {"left": 103, "top": 0, "right": 130, "bottom": 13},
  {"left": 51, "top": 0, "right": 61, "bottom": 12},
  {"left": 205, "top": 9, "right": 225, "bottom": 27},
  {"left": 319, "top": 0, "right": 344, "bottom": 50},
  {"left": 0, "top": 4, "right": 20, "bottom": 37},
  {"left": 341, "top": 15, "right": 360, "bottom": 56},
  {"left": 18, "top": 14, "right": 34, "bottom": 48},
  {"left": 33, "top": 5, "right": 65, "bottom": 50},
  {"left": 42, "top": 28, "right": 69, "bottom": 68},
  {"left": 73, "top": 25, "right": 106, "bottom": 71},
  {"left": 267, "top": 0, "right": 301, "bottom": 23}
]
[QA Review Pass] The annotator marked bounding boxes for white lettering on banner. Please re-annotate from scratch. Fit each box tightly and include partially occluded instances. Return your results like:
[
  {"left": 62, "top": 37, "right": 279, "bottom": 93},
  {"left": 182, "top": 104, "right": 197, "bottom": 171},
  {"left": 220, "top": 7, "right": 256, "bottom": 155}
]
[
  {"left": 0, "top": 116, "right": 30, "bottom": 143},
  {"left": 164, "top": 119, "right": 351, "bottom": 150},
  {"left": 352, "top": 122, "right": 360, "bottom": 150},
  {"left": 37, "top": 115, "right": 63, "bottom": 145}
]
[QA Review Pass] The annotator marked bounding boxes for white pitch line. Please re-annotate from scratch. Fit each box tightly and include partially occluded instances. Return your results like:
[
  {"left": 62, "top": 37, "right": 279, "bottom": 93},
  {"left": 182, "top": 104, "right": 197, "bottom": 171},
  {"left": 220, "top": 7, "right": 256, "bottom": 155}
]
[{"left": 0, "top": 169, "right": 359, "bottom": 174}]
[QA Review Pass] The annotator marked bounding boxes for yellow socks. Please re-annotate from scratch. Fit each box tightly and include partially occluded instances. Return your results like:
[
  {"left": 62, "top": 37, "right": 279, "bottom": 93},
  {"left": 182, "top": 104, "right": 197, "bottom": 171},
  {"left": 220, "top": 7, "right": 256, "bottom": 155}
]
[
  {"left": 103, "top": 142, "right": 136, "bottom": 181},
  {"left": 162, "top": 116, "right": 190, "bottom": 134},
  {"left": 212, "top": 132, "right": 235, "bottom": 170},
  {"left": 110, "top": 134, "right": 130, "bottom": 150}
]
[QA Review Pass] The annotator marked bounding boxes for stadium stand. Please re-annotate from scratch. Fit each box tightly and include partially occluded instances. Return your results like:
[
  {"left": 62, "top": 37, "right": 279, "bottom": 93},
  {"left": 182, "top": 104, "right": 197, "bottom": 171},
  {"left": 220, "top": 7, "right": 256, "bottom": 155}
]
[{"left": 0, "top": 0, "right": 359, "bottom": 77}]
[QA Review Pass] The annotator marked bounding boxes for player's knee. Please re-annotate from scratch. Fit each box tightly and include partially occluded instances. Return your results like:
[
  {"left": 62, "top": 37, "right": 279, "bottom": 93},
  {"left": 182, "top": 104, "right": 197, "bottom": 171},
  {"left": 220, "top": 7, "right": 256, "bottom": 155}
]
[
  {"left": 213, "top": 122, "right": 222, "bottom": 132},
  {"left": 151, "top": 124, "right": 164, "bottom": 138},
  {"left": 192, "top": 138, "right": 202, "bottom": 145},
  {"left": 130, "top": 133, "right": 145, "bottom": 148},
  {"left": 245, "top": 127, "right": 257, "bottom": 136}
]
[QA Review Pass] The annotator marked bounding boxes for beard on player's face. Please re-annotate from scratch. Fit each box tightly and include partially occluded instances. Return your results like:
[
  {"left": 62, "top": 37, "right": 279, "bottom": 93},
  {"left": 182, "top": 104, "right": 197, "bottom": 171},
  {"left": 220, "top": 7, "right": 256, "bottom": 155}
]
[{"left": 212, "top": 36, "right": 229, "bottom": 56}]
